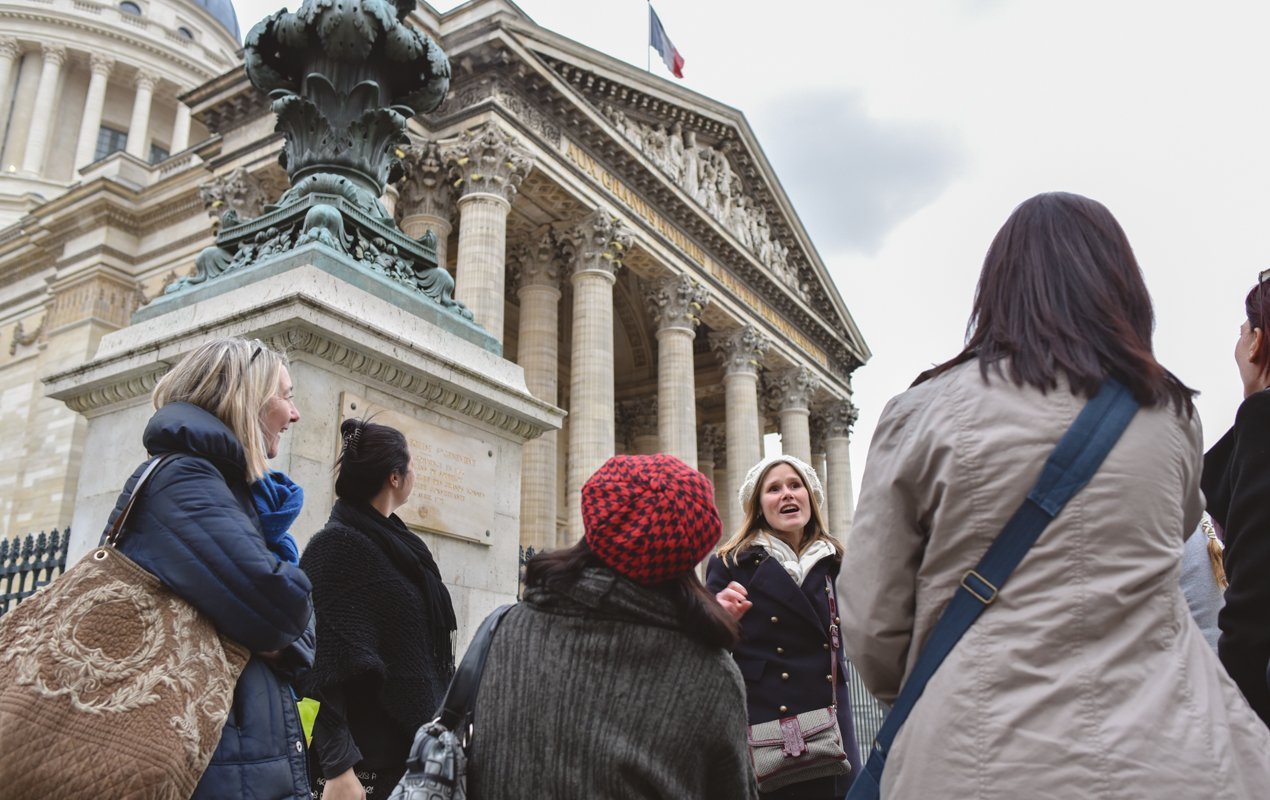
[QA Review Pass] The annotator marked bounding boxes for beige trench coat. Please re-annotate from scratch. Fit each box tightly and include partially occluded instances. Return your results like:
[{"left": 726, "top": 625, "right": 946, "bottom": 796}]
[{"left": 840, "top": 362, "right": 1270, "bottom": 799}]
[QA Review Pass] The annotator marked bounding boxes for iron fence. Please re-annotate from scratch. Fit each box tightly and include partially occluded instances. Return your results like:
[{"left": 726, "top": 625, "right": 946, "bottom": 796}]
[
  {"left": 0, "top": 528, "right": 70, "bottom": 617},
  {"left": 846, "top": 656, "right": 887, "bottom": 754}
]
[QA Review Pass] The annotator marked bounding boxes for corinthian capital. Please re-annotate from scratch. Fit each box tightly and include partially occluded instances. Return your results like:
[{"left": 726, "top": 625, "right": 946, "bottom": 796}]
[
  {"left": 397, "top": 140, "right": 454, "bottom": 220},
  {"left": 561, "top": 208, "right": 632, "bottom": 279},
  {"left": 41, "top": 44, "right": 66, "bottom": 67},
  {"left": 89, "top": 54, "right": 115, "bottom": 76},
  {"left": 822, "top": 398, "right": 859, "bottom": 438},
  {"left": 617, "top": 396, "right": 658, "bottom": 444},
  {"left": 0, "top": 38, "right": 21, "bottom": 61},
  {"left": 439, "top": 122, "right": 533, "bottom": 203},
  {"left": 644, "top": 273, "right": 709, "bottom": 332},
  {"left": 767, "top": 366, "right": 820, "bottom": 412},
  {"left": 698, "top": 423, "right": 726, "bottom": 464},
  {"left": 510, "top": 226, "right": 563, "bottom": 291},
  {"left": 709, "top": 325, "right": 770, "bottom": 377},
  {"left": 134, "top": 69, "right": 159, "bottom": 91}
]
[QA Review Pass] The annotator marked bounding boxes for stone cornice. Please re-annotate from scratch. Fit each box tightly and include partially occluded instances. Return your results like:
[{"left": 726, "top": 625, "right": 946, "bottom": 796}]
[{"left": 45, "top": 296, "right": 560, "bottom": 440}]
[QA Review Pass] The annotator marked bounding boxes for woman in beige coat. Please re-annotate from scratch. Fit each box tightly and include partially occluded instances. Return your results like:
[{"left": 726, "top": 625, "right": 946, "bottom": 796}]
[{"left": 841, "top": 192, "right": 1270, "bottom": 798}]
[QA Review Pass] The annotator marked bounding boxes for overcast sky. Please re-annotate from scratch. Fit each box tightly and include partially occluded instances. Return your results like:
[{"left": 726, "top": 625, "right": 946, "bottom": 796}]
[{"left": 234, "top": 0, "right": 1270, "bottom": 495}]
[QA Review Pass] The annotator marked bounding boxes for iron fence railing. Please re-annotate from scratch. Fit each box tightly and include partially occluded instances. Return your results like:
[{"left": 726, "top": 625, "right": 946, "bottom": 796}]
[{"left": 0, "top": 528, "right": 70, "bottom": 617}]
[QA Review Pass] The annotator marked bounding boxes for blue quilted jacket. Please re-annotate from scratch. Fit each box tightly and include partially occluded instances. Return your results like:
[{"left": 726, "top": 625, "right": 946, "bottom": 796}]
[{"left": 102, "top": 401, "right": 315, "bottom": 799}]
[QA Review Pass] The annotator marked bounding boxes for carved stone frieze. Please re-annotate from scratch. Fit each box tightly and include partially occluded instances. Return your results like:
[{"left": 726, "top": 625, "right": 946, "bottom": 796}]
[
  {"left": 709, "top": 325, "right": 770, "bottom": 376},
  {"left": 767, "top": 366, "right": 820, "bottom": 412},
  {"left": 643, "top": 273, "right": 709, "bottom": 331},
  {"left": 435, "top": 79, "right": 563, "bottom": 147},
  {"left": 9, "top": 315, "right": 46, "bottom": 356},
  {"left": 561, "top": 208, "right": 632, "bottom": 278},
  {"left": 440, "top": 122, "right": 534, "bottom": 203},
  {"left": 199, "top": 167, "right": 279, "bottom": 226},
  {"left": 599, "top": 104, "right": 806, "bottom": 301}
]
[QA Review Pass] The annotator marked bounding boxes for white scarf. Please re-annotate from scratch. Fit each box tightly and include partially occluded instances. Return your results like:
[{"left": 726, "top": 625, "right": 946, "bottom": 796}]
[{"left": 754, "top": 532, "right": 835, "bottom": 586}]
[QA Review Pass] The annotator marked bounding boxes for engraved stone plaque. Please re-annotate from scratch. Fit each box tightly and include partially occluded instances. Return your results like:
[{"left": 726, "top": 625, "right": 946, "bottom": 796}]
[{"left": 341, "top": 393, "right": 496, "bottom": 544}]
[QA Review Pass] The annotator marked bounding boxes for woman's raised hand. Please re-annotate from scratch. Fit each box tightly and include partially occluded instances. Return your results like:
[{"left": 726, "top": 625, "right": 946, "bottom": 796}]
[{"left": 715, "top": 580, "right": 752, "bottom": 620}]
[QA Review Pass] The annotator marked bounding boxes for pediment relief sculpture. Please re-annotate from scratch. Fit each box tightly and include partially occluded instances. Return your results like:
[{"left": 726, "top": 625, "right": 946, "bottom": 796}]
[{"left": 600, "top": 103, "right": 807, "bottom": 301}]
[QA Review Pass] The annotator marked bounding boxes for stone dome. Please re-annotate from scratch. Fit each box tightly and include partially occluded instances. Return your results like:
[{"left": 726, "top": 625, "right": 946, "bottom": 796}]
[{"left": 190, "top": 0, "right": 240, "bottom": 42}]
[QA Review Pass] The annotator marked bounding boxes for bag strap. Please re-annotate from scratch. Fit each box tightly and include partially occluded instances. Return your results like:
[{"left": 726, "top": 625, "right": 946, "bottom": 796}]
[
  {"left": 826, "top": 574, "right": 840, "bottom": 708},
  {"left": 435, "top": 603, "right": 514, "bottom": 732},
  {"left": 857, "top": 378, "right": 1139, "bottom": 783},
  {"left": 104, "top": 454, "right": 174, "bottom": 548}
]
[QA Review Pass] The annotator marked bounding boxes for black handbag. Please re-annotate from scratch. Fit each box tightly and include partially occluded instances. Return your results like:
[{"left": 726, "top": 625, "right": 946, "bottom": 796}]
[{"left": 388, "top": 604, "right": 513, "bottom": 800}]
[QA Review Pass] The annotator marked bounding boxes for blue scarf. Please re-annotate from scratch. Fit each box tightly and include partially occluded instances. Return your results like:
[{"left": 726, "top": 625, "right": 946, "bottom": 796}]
[{"left": 250, "top": 470, "right": 303, "bottom": 565}]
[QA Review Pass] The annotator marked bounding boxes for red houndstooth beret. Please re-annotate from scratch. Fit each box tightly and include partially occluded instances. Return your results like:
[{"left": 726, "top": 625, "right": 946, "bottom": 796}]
[{"left": 582, "top": 454, "right": 722, "bottom": 585}]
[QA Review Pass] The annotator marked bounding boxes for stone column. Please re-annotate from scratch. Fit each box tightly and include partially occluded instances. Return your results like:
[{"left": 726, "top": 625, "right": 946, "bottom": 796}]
[
  {"left": 74, "top": 55, "right": 114, "bottom": 170},
  {"left": 618, "top": 397, "right": 659, "bottom": 455},
  {"left": 397, "top": 140, "right": 455, "bottom": 268},
  {"left": 644, "top": 273, "right": 709, "bottom": 467},
  {"left": 824, "top": 399, "right": 859, "bottom": 542},
  {"left": 125, "top": 70, "right": 158, "bottom": 160},
  {"left": 697, "top": 423, "right": 726, "bottom": 517},
  {"left": 170, "top": 100, "right": 192, "bottom": 153},
  {"left": 21, "top": 44, "right": 66, "bottom": 174},
  {"left": 768, "top": 366, "right": 819, "bottom": 464},
  {"left": 511, "top": 226, "right": 563, "bottom": 552},
  {"left": 563, "top": 209, "right": 631, "bottom": 541},
  {"left": 0, "top": 38, "right": 22, "bottom": 130},
  {"left": 709, "top": 326, "right": 770, "bottom": 534},
  {"left": 441, "top": 123, "right": 532, "bottom": 341}
]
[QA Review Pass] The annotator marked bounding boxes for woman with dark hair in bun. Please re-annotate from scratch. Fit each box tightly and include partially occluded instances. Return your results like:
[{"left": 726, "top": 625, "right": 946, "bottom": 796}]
[{"left": 299, "top": 419, "right": 457, "bottom": 800}]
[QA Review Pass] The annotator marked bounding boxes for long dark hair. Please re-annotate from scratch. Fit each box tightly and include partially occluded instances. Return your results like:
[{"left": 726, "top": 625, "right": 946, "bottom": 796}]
[
  {"left": 919, "top": 192, "right": 1195, "bottom": 413},
  {"left": 1244, "top": 281, "right": 1270, "bottom": 378},
  {"left": 334, "top": 418, "right": 410, "bottom": 502},
  {"left": 525, "top": 541, "right": 740, "bottom": 649}
]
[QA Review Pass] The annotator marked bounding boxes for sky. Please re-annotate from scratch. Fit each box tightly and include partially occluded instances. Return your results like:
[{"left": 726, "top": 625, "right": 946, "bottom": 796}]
[{"left": 232, "top": 0, "right": 1270, "bottom": 495}]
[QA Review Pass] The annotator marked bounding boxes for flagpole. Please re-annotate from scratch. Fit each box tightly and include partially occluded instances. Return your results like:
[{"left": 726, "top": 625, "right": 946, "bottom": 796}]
[{"left": 646, "top": 1, "right": 651, "bottom": 73}]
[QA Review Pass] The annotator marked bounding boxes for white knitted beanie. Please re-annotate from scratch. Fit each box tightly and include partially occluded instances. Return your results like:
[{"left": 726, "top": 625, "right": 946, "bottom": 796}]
[{"left": 737, "top": 454, "right": 824, "bottom": 511}]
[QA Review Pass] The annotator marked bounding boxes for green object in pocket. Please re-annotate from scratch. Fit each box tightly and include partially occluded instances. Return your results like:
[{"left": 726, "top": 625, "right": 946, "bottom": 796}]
[{"left": 298, "top": 697, "right": 320, "bottom": 746}]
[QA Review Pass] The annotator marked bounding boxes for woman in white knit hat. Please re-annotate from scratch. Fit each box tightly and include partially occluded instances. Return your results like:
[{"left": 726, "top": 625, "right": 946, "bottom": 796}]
[{"left": 706, "top": 454, "right": 860, "bottom": 799}]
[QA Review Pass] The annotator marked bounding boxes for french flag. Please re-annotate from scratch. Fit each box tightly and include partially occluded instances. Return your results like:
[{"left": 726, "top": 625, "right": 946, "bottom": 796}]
[{"left": 649, "top": 5, "right": 685, "bottom": 79}]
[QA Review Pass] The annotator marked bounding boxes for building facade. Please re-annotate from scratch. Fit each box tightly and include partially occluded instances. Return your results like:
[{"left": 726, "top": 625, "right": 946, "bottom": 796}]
[{"left": 0, "top": 0, "right": 869, "bottom": 552}]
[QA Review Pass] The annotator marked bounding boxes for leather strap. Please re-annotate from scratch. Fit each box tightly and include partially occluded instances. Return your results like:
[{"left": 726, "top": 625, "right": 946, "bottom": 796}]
[
  {"left": 104, "top": 454, "right": 174, "bottom": 548},
  {"left": 850, "top": 378, "right": 1139, "bottom": 796},
  {"left": 435, "top": 603, "right": 514, "bottom": 735},
  {"left": 826, "top": 574, "right": 839, "bottom": 709}
]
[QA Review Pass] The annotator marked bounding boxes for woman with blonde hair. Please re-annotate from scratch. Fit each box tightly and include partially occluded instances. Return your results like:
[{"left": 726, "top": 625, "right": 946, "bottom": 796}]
[
  {"left": 104, "top": 336, "right": 314, "bottom": 799},
  {"left": 706, "top": 454, "right": 861, "bottom": 798}
]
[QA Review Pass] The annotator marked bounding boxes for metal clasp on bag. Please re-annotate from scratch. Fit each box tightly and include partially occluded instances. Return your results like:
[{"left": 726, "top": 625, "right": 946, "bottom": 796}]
[{"left": 960, "top": 570, "right": 997, "bottom": 605}]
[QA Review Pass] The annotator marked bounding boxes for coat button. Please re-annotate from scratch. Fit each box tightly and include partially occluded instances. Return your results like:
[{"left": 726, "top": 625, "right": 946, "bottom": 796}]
[
  {"left": 834, "top": 616, "right": 840, "bottom": 624},
  {"left": 770, "top": 616, "right": 779, "bottom": 624},
  {"left": 779, "top": 705, "right": 788, "bottom": 714},
  {"left": 295, "top": 741, "right": 303, "bottom": 754},
  {"left": 781, "top": 672, "right": 790, "bottom": 681},
  {"left": 823, "top": 643, "right": 830, "bottom": 651},
  {"left": 776, "top": 646, "right": 784, "bottom": 655},
  {"left": 826, "top": 674, "right": 833, "bottom": 682}
]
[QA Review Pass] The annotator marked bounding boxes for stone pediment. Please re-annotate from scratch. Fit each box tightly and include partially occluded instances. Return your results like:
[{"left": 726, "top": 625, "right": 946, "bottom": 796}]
[{"left": 426, "top": 18, "right": 869, "bottom": 377}]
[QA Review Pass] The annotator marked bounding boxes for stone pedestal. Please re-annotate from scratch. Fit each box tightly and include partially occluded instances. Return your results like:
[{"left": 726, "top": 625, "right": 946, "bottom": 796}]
[{"left": 45, "top": 249, "right": 562, "bottom": 651}]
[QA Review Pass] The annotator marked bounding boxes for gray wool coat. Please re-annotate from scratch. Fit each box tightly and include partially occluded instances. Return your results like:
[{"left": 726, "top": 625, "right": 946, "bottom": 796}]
[
  {"left": 467, "top": 566, "right": 758, "bottom": 800},
  {"left": 841, "top": 362, "right": 1270, "bottom": 799}
]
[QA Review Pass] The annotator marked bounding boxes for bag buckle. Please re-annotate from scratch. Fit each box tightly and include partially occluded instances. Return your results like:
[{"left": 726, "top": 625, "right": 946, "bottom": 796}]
[
  {"left": 960, "top": 570, "right": 997, "bottom": 605},
  {"left": 779, "top": 716, "right": 807, "bottom": 758}
]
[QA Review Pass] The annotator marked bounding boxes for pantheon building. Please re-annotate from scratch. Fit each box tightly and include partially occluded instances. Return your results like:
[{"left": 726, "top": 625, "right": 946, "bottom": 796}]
[{"left": 0, "top": 0, "right": 870, "bottom": 557}]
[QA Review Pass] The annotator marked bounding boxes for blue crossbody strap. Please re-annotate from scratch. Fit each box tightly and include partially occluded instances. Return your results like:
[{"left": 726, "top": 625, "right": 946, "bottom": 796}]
[{"left": 848, "top": 378, "right": 1139, "bottom": 798}]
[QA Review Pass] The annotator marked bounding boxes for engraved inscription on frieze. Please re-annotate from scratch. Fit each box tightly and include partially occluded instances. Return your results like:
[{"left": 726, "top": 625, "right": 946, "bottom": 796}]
[{"left": 340, "top": 394, "right": 496, "bottom": 545}]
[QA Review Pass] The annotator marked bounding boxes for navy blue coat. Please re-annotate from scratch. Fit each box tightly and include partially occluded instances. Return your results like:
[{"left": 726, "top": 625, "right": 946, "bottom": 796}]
[
  {"left": 103, "top": 402, "right": 315, "bottom": 799},
  {"left": 707, "top": 547, "right": 861, "bottom": 797}
]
